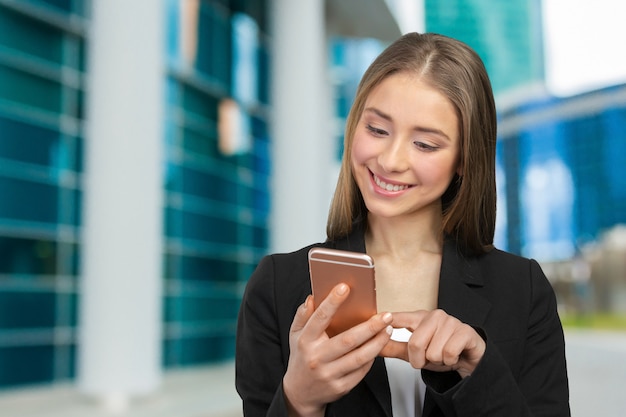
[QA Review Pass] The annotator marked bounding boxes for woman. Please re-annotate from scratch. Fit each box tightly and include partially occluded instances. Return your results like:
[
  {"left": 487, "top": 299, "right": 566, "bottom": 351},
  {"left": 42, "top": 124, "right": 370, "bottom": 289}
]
[{"left": 236, "top": 32, "right": 570, "bottom": 417}]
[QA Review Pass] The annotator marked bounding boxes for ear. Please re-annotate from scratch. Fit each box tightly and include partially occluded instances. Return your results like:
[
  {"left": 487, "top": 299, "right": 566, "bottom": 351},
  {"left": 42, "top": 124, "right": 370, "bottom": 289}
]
[{"left": 455, "top": 158, "right": 464, "bottom": 177}]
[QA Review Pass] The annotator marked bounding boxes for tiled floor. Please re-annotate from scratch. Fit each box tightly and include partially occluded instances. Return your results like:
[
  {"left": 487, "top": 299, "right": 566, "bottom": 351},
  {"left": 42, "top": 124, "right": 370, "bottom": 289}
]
[{"left": 0, "top": 361, "right": 240, "bottom": 417}]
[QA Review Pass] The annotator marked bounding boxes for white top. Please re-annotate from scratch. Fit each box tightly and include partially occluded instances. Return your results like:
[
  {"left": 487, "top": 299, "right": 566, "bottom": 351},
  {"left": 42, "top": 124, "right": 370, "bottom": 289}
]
[{"left": 384, "top": 328, "right": 426, "bottom": 417}]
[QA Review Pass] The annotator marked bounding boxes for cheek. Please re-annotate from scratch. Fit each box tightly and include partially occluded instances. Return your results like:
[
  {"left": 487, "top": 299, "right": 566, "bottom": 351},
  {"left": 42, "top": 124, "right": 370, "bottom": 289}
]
[
  {"left": 418, "top": 157, "right": 459, "bottom": 184},
  {"left": 350, "top": 133, "right": 374, "bottom": 167}
]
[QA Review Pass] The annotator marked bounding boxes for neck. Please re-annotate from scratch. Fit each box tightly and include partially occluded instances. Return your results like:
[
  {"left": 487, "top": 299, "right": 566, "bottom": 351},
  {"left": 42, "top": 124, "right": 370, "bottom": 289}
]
[{"left": 365, "top": 208, "right": 444, "bottom": 260}]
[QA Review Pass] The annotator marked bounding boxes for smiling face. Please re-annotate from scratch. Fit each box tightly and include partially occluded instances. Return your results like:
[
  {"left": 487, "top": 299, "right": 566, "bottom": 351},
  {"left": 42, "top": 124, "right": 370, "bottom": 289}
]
[{"left": 350, "top": 71, "right": 461, "bottom": 222}]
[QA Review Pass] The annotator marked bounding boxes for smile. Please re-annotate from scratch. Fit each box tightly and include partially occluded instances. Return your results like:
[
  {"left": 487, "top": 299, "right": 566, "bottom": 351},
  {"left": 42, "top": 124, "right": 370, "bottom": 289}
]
[{"left": 372, "top": 173, "right": 411, "bottom": 192}]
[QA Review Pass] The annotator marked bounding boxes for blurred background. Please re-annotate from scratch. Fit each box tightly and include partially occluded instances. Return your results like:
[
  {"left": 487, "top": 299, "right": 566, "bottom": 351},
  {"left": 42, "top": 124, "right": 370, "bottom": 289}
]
[{"left": 0, "top": 0, "right": 624, "bottom": 416}]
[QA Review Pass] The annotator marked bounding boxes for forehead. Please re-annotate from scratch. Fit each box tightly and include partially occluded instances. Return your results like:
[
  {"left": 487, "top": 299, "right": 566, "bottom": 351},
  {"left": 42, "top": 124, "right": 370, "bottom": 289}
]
[{"left": 362, "top": 72, "right": 459, "bottom": 140}]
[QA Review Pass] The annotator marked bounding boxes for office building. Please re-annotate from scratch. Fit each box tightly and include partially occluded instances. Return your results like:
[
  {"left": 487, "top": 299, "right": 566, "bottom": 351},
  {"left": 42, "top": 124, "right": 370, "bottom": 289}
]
[{"left": 0, "top": 0, "right": 401, "bottom": 408}]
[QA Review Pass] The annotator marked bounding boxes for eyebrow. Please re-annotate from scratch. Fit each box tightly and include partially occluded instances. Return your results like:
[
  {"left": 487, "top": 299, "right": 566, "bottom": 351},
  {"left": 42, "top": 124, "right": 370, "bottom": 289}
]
[{"left": 363, "top": 107, "right": 452, "bottom": 142}]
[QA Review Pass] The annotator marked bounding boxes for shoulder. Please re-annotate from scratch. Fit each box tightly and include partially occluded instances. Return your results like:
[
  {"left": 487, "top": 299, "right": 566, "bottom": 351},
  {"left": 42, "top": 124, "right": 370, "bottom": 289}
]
[
  {"left": 472, "top": 247, "right": 556, "bottom": 310},
  {"left": 476, "top": 247, "right": 545, "bottom": 280},
  {"left": 244, "top": 241, "right": 332, "bottom": 302},
  {"left": 258, "top": 242, "right": 325, "bottom": 277},
  {"left": 481, "top": 246, "right": 533, "bottom": 267}
]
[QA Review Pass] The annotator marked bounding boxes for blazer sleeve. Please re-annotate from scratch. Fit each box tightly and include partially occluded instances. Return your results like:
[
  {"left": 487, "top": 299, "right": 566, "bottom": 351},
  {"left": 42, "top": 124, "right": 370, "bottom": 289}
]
[
  {"left": 422, "top": 259, "right": 570, "bottom": 416},
  {"left": 235, "top": 255, "right": 291, "bottom": 417}
]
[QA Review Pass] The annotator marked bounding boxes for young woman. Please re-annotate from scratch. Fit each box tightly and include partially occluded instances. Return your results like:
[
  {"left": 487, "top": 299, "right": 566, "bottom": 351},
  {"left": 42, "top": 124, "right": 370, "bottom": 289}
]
[{"left": 236, "top": 32, "right": 570, "bottom": 417}]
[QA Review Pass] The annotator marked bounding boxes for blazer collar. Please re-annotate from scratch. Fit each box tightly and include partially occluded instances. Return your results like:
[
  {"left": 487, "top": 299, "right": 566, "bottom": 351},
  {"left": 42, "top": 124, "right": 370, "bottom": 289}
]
[{"left": 333, "top": 223, "right": 492, "bottom": 417}]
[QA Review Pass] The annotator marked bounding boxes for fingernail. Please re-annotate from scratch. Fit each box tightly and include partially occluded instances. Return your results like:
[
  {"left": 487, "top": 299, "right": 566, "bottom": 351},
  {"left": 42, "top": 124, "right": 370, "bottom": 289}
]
[
  {"left": 382, "top": 312, "right": 392, "bottom": 324},
  {"left": 336, "top": 283, "right": 348, "bottom": 295},
  {"left": 386, "top": 325, "right": 393, "bottom": 335}
]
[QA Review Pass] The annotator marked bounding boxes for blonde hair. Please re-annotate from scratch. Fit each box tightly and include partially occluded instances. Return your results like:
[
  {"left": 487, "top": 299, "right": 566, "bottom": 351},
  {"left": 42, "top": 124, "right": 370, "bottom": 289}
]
[{"left": 326, "top": 33, "right": 497, "bottom": 255}]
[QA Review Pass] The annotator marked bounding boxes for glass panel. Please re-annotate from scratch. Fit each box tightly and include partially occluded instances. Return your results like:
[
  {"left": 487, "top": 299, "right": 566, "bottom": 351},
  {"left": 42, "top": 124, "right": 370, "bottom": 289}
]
[
  {"left": 0, "top": 177, "right": 58, "bottom": 223},
  {"left": 0, "top": 64, "right": 63, "bottom": 113},
  {"left": 182, "top": 84, "right": 218, "bottom": 121},
  {"left": 165, "top": 335, "right": 235, "bottom": 366},
  {"left": 0, "top": 345, "right": 54, "bottom": 387},
  {"left": 71, "top": 188, "right": 82, "bottom": 226},
  {"left": 181, "top": 126, "right": 218, "bottom": 158},
  {"left": 165, "top": 253, "right": 239, "bottom": 281},
  {"left": 252, "top": 224, "right": 268, "bottom": 248},
  {"left": 0, "top": 7, "right": 64, "bottom": 64},
  {"left": 74, "top": 136, "right": 84, "bottom": 172},
  {"left": 0, "top": 236, "right": 58, "bottom": 274},
  {"left": 0, "top": 291, "right": 56, "bottom": 328},
  {"left": 196, "top": 3, "right": 231, "bottom": 87},
  {"left": 180, "top": 211, "right": 238, "bottom": 244},
  {"left": 0, "top": 116, "right": 62, "bottom": 168},
  {"left": 180, "top": 167, "right": 239, "bottom": 204},
  {"left": 180, "top": 295, "right": 239, "bottom": 321},
  {"left": 22, "top": 0, "right": 87, "bottom": 16},
  {"left": 258, "top": 42, "right": 270, "bottom": 104}
]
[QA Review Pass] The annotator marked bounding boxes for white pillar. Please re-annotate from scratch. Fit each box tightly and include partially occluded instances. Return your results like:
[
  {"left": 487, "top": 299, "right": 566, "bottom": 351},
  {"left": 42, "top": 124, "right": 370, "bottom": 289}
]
[
  {"left": 270, "top": 0, "right": 335, "bottom": 253},
  {"left": 79, "top": 0, "right": 164, "bottom": 409}
]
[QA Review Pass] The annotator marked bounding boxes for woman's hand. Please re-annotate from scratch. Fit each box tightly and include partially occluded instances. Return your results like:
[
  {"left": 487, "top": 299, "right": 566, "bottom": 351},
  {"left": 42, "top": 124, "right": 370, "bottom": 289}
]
[
  {"left": 283, "top": 283, "right": 393, "bottom": 417},
  {"left": 380, "top": 309, "right": 485, "bottom": 378}
]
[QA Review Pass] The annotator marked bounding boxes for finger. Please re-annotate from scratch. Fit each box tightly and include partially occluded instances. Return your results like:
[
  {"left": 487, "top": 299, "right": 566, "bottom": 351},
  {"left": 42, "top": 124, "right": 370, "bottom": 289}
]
[
  {"left": 404, "top": 311, "right": 450, "bottom": 369},
  {"left": 422, "top": 318, "right": 458, "bottom": 366},
  {"left": 441, "top": 325, "right": 484, "bottom": 368},
  {"left": 388, "top": 311, "right": 430, "bottom": 331},
  {"left": 332, "top": 323, "right": 393, "bottom": 377},
  {"left": 321, "top": 354, "right": 379, "bottom": 401},
  {"left": 289, "top": 295, "right": 314, "bottom": 334},
  {"left": 325, "top": 312, "right": 393, "bottom": 358},
  {"left": 439, "top": 328, "right": 467, "bottom": 367},
  {"left": 379, "top": 340, "right": 409, "bottom": 361},
  {"left": 303, "top": 283, "right": 350, "bottom": 339}
]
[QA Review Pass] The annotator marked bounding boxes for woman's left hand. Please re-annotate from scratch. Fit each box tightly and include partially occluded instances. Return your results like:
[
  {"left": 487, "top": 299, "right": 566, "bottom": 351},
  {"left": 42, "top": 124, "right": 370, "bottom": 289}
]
[{"left": 380, "top": 309, "right": 486, "bottom": 378}]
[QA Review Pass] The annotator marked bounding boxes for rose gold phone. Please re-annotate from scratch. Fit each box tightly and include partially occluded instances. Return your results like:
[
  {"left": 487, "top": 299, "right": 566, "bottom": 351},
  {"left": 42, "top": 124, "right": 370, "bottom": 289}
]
[{"left": 308, "top": 247, "right": 377, "bottom": 337}]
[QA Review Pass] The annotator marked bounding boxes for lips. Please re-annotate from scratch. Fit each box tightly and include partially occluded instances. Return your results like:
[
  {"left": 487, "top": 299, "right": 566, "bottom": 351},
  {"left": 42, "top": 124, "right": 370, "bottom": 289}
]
[{"left": 371, "top": 172, "right": 412, "bottom": 192}]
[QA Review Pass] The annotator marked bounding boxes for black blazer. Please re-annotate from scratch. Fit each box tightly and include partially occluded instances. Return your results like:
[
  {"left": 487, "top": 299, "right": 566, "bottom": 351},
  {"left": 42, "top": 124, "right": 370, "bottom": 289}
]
[{"left": 236, "top": 224, "right": 570, "bottom": 416}]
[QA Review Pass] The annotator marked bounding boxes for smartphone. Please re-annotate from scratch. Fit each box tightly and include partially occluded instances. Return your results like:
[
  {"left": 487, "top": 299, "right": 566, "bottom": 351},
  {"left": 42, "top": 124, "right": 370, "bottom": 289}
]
[{"left": 308, "top": 247, "right": 377, "bottom": 337}]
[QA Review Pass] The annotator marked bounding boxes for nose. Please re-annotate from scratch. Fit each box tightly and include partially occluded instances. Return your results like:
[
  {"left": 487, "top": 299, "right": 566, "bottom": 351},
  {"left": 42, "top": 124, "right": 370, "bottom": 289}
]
[{"left": 378, "top": 137, "right": 409, "bottom": 173}]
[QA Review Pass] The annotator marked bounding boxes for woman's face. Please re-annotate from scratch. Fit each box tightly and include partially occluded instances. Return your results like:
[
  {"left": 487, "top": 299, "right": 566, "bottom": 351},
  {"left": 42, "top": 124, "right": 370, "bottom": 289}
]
[{"left": 351, "top": 72, "right": 461, "bottom": 221}]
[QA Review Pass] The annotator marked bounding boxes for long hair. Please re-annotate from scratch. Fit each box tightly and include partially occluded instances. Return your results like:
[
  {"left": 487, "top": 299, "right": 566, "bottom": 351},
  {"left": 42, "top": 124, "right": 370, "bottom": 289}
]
[{"left": 326, "top": 33, "right": 497, "bottom": 255}]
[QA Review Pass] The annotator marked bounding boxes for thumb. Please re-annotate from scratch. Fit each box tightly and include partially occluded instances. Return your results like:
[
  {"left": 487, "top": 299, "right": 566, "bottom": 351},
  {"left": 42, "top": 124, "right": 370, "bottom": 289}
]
[
  {"left": 290, "top": 295, "right": 314, "bottom": 334},
  {"left": 380, "top": 340, "right": 409, "bottom": 362}
]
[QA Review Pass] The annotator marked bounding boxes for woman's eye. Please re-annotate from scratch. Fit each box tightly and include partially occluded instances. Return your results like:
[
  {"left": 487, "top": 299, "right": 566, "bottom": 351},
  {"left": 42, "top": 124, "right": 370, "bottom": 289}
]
[
  {"left": 366, "top": 124, "right": 388, "bottom": 136},
  {"left": 414, "top": 141, "right": 438, "bottom": 151}
]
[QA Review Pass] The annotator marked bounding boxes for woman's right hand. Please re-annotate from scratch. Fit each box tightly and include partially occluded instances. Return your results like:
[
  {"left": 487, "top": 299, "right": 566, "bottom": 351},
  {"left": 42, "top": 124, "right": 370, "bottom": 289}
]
[{"left": 282, "top": 283, "right": 393, "bottom": 417}]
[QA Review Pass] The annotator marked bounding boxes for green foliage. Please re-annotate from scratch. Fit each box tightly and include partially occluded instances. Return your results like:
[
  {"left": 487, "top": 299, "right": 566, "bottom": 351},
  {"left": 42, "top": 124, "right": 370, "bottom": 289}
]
[{"left": 561, "top": 313, "right": 626, "bottom": 330}]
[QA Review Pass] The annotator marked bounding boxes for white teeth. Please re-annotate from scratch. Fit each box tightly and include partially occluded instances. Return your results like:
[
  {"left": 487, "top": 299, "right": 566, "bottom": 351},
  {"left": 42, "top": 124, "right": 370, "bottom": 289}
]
[{"left": 373, "top": 174, "right": 409, "bottom": 191}]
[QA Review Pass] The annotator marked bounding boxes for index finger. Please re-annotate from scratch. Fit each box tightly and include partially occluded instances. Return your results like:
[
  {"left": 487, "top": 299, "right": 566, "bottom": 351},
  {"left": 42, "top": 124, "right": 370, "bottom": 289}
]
[
  {"left": 389, "top": 311, "right": 430, "bottom": 331},
  {"left": 302, "top": 283, "right": 350, "bottom": 340}
]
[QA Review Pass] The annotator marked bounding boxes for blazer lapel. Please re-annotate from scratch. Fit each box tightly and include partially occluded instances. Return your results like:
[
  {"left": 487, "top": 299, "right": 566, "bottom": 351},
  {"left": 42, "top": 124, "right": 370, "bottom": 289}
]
[
  {"left": 437, "top": 239, "right": 491, "bottom": 327},
  {"left": 363, "top": 357, "right": 393, "bottom": 417},
  {"left": 421, "top": 240, "right": 492, "bottom": 417}
]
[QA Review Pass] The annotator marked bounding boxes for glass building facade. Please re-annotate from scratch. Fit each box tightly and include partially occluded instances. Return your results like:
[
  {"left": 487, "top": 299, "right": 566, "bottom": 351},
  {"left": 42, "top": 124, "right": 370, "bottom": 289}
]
[
  {"left": 162, "top": 0, "right": 271, "bottom": 368},
  {"left": 497, "top": 84, "right": 626, "bottom": 261},
  {"left": 0, "top": 0, "right": 87, "bottom": 388},
  {"left": 0, "top": 0, "right": 270, "bottom": 390},
  {"left": 424, "top": 0, "right": 544, "bottom": 94}
]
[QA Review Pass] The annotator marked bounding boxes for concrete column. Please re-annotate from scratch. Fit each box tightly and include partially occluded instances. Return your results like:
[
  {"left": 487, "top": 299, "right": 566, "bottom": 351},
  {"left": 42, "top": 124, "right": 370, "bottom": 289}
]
[
  {"left": 270, "top": 0, "right": 335, "bottom": 253},
  {"left": 79, "top": 0, "right": 164, "bottom": 410}
]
